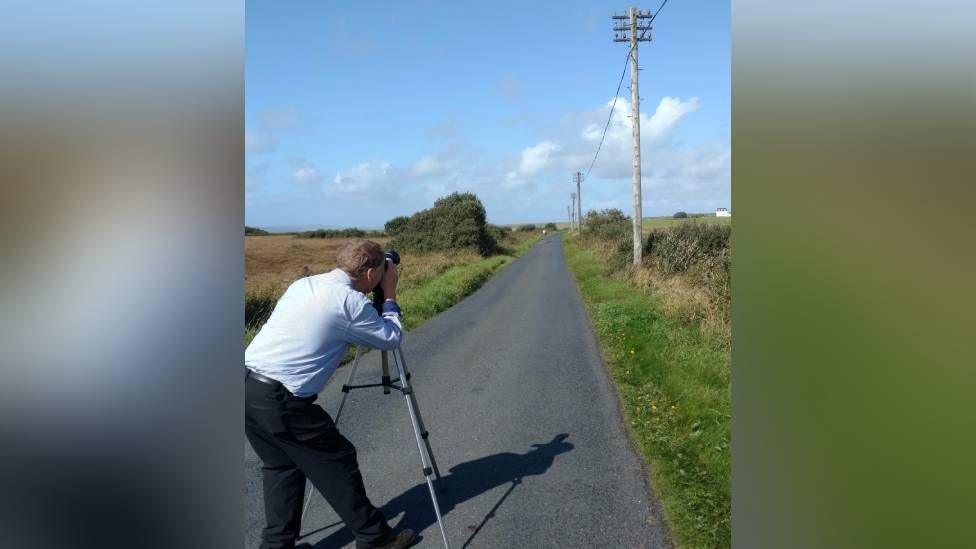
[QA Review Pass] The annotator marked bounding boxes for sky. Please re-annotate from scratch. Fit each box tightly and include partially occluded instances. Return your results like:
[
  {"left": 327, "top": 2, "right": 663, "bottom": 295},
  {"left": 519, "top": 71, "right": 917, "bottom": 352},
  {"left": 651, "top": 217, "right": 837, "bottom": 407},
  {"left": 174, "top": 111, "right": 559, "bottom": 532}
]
[{"left": 245, "top": 0, "right": 730, "bottom": 230}]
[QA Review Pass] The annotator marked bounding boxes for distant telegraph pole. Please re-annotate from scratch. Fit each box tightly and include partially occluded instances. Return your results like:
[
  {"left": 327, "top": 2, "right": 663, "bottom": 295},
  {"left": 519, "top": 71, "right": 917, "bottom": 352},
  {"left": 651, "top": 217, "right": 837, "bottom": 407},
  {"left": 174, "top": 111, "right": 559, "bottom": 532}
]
[
  {"left": 614, "top": 7, "right": 653, "bottom": 265},
  {"left": 574, "top": 171, "right": 583, "bottom": 234}
]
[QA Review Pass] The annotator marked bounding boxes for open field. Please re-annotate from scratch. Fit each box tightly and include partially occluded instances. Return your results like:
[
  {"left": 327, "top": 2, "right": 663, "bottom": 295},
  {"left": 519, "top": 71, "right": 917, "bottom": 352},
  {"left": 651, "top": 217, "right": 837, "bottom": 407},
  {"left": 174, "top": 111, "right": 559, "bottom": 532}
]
[
  {"left": 246, "top": 234, "right": 391, "bottom": 294},
  {"left": 643, "top": 216, "right": 731, "bottom": 232},
  {"left": 245, "top": 232, "right": 539, "bottom": 344},
  {"left": 554, "top": 216, "right": 731, "bottom": 233}
]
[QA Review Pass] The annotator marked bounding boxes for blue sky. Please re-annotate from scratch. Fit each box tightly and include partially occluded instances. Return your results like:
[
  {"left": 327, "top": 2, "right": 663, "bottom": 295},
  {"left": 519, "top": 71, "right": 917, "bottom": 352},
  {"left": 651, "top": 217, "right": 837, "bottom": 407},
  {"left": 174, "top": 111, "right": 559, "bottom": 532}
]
[{"left": 246, "top": 1, "right": 729, "bottom": 229}]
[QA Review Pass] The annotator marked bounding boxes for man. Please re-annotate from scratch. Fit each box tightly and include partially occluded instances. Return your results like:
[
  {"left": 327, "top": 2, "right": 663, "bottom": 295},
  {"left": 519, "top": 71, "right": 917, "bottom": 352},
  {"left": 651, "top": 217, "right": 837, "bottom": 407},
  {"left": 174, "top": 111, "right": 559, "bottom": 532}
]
[{"left": 245, "top": 239, "right": 415, "bottom": 549}]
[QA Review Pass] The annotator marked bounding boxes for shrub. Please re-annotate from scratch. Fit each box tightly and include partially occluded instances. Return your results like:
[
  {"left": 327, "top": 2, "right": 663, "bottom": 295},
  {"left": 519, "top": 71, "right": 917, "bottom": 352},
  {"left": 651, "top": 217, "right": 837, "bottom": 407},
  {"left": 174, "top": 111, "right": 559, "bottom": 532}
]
[
  {"left": 583, "top": 208, "right": 631, "bottom": 242},
  {"left": 245, "top": 283, "right": 283, "bottom": 331},
  {"left": 298, "top": 228, "right": 368, "bottom": 239},
  {"left": 387, "top": 192, "right": 497, "bottom": 255},
  {"left": 544, "top": 222, "right": 557, "bottom": 230},
  {"left": 384, "top": 216, "right": 410, "bottom": 236},
  {"left": 673, "top": 211, "right": 688, "bottom": 219},
  {"left": 486, "top": 224, "right": 508, "bottom": 243},
  {"left": 644, "top": 221, "right": 731, "bottom": 302},
  {"left": 644, "top": 221, "right": 731, "bottom": 274},
  {"left": 518, "top": 224, "right": 537, "bottom": 232},
  {"left": 245, "top": 226, "right": 270, "bottom": 236},
  {"left": 579, "top": 209, "right": 633, "bottom": 271}
]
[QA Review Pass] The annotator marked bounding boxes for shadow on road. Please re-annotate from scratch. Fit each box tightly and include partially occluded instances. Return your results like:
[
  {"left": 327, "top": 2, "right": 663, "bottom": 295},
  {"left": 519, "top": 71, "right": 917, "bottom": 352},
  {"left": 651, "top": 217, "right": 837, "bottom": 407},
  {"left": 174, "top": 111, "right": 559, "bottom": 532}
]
[{"left": 301, "top": 434, "right": 574, "bottom": 548}]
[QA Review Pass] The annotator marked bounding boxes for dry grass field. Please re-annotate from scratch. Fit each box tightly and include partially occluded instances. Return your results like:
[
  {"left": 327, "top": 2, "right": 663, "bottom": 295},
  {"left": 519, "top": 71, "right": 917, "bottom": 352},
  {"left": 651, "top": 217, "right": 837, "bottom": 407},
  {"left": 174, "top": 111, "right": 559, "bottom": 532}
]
[
  {"left": 246, "top": 235, "right": 391, "bottom": 296},
  {"left": 245, "top": 234, "right": 493, "bottom": 296},
  {"left": 245, "top": 234, "right": 504, "bottom": 342}
]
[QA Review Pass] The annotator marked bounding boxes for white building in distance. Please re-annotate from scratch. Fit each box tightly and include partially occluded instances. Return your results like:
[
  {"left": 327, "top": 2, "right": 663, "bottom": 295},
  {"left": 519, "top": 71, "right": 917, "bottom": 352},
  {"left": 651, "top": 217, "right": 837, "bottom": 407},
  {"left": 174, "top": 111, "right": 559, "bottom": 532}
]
[{"left": 716, "top": 207, "right": 731, "bottom": 217}]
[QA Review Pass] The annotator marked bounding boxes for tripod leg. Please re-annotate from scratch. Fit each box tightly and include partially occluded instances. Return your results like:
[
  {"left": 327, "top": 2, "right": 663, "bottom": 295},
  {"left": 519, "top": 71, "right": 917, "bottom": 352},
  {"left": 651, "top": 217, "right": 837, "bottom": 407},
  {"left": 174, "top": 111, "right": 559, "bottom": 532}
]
[
  {"left": 301, "top": 346, "right": 363, "bottom": 524},
  {"left": 394, "top": 348, "right": 444, "bottom": 484},
  {"left": 381, "top": 350, "right": 391, "bottom": 394},
  {"left": 334, "top": 346, "right": 364, "bottom": 426},
  {"left": 392, "top": 347, "right": 452, "bottom": 549}
]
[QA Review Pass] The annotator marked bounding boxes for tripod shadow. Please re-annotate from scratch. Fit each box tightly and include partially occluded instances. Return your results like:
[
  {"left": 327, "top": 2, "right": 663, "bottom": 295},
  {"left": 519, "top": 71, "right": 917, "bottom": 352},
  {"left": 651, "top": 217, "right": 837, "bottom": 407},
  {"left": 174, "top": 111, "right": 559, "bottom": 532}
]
[{"left": 304, "top": 434, "right": 574, "bottom": 548}]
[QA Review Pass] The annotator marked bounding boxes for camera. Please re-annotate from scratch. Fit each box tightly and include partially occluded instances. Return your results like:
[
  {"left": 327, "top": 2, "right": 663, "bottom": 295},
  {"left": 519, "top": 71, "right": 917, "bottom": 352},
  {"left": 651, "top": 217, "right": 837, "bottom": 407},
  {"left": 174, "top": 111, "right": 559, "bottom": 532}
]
[{"left": 372, "top": 249, "right": 400, "bottom": 313}]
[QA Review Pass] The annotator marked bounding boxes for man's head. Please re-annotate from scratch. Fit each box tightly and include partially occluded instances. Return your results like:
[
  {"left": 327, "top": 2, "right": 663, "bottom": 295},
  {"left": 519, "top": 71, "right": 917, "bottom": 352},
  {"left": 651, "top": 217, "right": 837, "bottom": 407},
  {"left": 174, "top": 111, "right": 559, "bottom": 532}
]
[{"left": 336, "top": 238, "right": 386, "bottom": 293}]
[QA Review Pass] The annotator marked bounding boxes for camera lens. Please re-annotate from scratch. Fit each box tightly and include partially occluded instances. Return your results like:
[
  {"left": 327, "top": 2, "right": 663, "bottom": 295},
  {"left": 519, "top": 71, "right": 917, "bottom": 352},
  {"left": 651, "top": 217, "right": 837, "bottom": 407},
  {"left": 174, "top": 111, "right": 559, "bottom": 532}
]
[{"left": 385, "top": 250, "right": 401, "bottom": 265}]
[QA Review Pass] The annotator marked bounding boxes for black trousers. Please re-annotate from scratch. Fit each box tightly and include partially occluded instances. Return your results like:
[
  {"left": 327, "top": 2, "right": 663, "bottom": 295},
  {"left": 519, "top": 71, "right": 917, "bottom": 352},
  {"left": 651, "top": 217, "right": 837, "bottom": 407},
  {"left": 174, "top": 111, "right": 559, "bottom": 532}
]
[{"left": 245, "top": 373, "right": 392, "bottom": 549}]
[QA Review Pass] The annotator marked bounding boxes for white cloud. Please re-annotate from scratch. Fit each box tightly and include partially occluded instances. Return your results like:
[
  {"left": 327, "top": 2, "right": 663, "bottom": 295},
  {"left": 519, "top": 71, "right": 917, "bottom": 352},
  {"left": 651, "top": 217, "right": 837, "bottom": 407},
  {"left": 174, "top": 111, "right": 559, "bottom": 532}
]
[
  {"left": 411, "top": 156, "right": 447, "bottom": 178},
  {"left": 581, "top": 96, "right": 699, "bottom": 153},
  {"left": 506, "top": 140, "right": 562, "bottom": 181},
  {"left": 292, "top": 161, "right": 324, "bottom": 185},
  {"left": 645, "top": 96, "right": 700, "bottom": 141},
  {"left": 330, "top": 161, "right": 398, "bottom": 199},
  {"left": 317, "top": 94, "right": 726, "bottom": 223}
]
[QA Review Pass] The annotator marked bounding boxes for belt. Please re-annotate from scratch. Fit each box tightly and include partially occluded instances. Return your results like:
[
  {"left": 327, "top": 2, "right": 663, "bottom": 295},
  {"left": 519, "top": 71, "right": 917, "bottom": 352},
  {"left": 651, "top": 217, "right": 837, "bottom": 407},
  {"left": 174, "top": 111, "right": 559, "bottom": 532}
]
[{"left": 246, "top": 369, "right": 281, "bottom": 387}]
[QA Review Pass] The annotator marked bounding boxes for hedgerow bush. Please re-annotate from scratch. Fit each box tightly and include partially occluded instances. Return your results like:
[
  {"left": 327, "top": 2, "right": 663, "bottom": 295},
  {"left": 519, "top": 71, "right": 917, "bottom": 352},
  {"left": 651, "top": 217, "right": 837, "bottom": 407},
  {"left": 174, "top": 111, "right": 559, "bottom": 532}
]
[
  {"left": 298, "top": 228, "right": 373, "bottom": 238},
  {"left": 245, "top": 226, "right": 270, "bottom": 236},
  {"left": 518, "top": 224, "right": 537, "bottom": 232},
  {"left": 387, "top": 192, "right": 497, "bottom": 255},
  {"left": 384, "top": 216, "right": 410, "bottom": 236},
  {"left": 544, "top": 222, "right": 557, "bottom": 231},
  {"left": 486, "top": 224, "right": 508, "bottom": 243},
  {"left": 644, "top": 221, "right": 730, "bottom": 274},
  {"left": 583, "top": 208, "right": 631, "bottom": 242},
  {"left": 644, "top": 221, "right": 731, "bottom": 302}
]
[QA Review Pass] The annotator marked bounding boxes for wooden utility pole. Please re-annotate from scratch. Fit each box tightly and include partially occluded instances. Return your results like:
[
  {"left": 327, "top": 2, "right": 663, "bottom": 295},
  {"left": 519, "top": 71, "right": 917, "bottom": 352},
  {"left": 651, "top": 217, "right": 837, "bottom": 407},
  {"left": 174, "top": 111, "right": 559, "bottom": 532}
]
[
  {"left": 574, "top": 171, "right": 583, "bottom": 234},
  {"left": 567, "top": 205, "right": 572, "bottom": 231},
  {"left": 614, "top": 7, "right": 652, "bottom": 265}
]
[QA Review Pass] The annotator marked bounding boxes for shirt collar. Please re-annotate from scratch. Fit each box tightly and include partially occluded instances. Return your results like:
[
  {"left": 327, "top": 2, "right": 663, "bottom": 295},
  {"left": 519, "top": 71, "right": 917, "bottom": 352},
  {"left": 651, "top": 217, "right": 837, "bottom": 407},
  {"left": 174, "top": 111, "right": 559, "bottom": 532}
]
[{"left": 329, "top": 268, "right": 354, "bottom": 287}]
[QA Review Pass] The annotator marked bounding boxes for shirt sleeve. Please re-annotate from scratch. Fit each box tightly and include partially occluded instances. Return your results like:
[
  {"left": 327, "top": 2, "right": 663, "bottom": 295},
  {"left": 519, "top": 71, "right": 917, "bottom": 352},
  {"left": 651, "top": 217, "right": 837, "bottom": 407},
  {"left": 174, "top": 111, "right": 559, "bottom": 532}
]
[{"left": 344, "top": 295, "right": 403, "bottom": 350}]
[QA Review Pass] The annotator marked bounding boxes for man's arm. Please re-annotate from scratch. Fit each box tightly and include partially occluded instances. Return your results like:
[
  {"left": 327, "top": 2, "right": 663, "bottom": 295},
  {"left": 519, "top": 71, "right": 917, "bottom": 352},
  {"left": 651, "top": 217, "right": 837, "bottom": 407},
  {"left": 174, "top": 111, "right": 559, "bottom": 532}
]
[{"left": 344, "top": 297, "right": 403, "bottom": 350}]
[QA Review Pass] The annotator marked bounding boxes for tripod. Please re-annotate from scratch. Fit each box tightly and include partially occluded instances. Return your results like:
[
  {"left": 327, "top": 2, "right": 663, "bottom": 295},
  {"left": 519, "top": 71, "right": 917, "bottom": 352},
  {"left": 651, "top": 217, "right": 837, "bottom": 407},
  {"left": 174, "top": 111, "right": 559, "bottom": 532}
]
[{"left": 299, "top": 345, "right": 451, "bottom": 549}]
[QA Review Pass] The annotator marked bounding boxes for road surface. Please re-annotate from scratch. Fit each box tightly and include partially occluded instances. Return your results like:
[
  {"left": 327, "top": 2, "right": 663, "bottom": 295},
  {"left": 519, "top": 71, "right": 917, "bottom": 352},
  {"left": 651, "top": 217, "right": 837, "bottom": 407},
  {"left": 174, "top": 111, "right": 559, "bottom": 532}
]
[{"left": 245, "top": 234, "right": 671, "bottom": 548}]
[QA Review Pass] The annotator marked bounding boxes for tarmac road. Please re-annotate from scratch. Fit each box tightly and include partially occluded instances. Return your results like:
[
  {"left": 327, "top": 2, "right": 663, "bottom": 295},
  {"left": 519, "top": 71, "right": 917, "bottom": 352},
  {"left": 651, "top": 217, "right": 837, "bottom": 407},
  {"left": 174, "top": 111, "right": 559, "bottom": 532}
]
[{"left": 245, "top": 234, "right": 672, "bottom": 548}]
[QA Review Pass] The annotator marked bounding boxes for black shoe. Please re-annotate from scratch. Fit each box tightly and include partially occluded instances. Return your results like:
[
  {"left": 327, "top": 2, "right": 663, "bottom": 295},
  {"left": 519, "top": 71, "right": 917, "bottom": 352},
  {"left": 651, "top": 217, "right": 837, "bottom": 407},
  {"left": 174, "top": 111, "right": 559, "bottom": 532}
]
[{"left": 371, "top": 528, "right": 415, "bottom": 549}]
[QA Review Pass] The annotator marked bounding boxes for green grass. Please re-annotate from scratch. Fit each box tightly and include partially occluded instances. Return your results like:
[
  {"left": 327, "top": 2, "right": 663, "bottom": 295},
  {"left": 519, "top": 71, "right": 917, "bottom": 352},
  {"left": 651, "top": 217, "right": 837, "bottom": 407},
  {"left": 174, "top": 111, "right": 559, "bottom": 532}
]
[
  {"left": 643, "top": 216, "right": 732, "bottom": 230},
  {"left": 396, "top": 255, "right": 509, "bottom": 330},
  {"left": 563, "top": 235, "right": 730, "bottom": 549},
  {"left": 395, "top": 218, "right": 545, "bottom": 327}
]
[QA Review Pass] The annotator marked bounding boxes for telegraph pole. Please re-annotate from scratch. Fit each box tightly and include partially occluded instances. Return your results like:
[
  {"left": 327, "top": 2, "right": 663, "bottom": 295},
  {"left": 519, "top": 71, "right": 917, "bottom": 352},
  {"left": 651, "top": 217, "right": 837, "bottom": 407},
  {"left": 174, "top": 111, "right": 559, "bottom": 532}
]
[
  {"left": 567, "top": 205, "right": 572, "bottom": 231},
  {"left": 614, "top": 7, "right": 652, "bottom": 265},
  {"left": 574, "top": 171, "right": 583, "bottom": 234}
]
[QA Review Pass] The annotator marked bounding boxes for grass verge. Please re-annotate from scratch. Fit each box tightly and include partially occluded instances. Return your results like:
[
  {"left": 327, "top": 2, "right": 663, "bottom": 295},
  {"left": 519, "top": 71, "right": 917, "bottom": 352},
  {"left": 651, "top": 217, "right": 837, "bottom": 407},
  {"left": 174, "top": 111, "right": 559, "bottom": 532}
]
[
  {"left": 563, "top": 234, "right": 731, "bottom": 549},
  {"left": 396, "top": 233, "right": 538, "bottom": 330}
]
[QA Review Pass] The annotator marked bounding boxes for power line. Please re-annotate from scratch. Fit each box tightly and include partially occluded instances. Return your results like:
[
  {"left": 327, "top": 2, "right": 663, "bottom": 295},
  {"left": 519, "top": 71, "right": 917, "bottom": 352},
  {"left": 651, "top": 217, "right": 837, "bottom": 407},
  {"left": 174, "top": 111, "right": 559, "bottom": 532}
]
[
  {"left": 584, "top": 0, "right": 671, "bottom": 181},
  {"left": 642, "top": 0, "right": 670, "bottom": 39},
  {"left": 584, "top": 45, "right": 631, "bottom": 180}
]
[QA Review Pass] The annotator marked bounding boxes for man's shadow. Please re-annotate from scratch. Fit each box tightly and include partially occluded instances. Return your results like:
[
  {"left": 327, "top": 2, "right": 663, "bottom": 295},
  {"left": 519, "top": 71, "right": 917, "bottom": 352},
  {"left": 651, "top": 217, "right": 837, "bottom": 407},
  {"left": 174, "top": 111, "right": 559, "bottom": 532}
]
[{"left": 303, "top": 434, "right": 573, "bottom": 548}]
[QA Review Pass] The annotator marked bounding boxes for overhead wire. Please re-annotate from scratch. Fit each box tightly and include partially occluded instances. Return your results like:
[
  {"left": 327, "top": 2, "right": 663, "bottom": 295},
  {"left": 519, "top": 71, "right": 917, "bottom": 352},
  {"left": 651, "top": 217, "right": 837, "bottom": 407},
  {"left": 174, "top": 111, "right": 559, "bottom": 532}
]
[{"left": 582, "top": 0, "right": 671, "bottom": 181}]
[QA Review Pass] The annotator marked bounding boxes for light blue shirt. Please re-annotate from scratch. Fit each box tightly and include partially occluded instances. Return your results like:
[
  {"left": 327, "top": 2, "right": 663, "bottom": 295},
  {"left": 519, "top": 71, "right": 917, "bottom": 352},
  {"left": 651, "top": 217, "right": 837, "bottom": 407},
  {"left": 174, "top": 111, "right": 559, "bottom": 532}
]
[{"left": 245, "top": 268, "right": 403, "bottom": 397}]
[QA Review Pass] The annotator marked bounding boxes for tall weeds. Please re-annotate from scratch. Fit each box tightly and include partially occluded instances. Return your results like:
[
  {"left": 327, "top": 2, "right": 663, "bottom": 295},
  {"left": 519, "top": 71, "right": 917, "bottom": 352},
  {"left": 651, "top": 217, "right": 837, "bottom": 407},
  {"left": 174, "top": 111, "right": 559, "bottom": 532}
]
[{"left": 580, "top": 212, "right": 731, "bottom": 346}]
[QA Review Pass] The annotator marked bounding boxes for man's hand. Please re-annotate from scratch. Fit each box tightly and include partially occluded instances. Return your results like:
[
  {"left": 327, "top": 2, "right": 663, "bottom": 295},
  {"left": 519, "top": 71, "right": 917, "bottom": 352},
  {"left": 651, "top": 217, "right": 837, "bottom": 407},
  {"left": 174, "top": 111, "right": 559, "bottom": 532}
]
[{"left": 380, "top": 259, "right": 398, "bottom": 301}]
